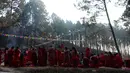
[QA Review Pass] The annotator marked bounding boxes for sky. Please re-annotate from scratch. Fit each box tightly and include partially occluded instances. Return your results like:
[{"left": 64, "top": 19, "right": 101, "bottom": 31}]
[{"left": 42, "top": 0, "right": 126, "bottom": 24}]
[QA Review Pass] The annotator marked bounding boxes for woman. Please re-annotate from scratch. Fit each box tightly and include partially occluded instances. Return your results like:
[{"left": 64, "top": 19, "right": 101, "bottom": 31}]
[
  {"left": 71, "top": 47, "right": 80, "bottom": 67},
  {"left": 4, "top": 47, "right": 8, "bottom": 66}
]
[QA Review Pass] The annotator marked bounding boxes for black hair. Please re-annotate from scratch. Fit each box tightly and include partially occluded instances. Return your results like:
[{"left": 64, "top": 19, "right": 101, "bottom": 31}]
[
  {"left": 72, "top": 47, "right": 76, "bottom": 50},
  {"left": 72, "top": 47, "right": 77, "bottom": 55},
  {"left": 108, "top": 51, "right": 113, "bottom": 56},
  {"left": 58, "top": 45, "right": 61, "bottom": 48},
  {"left": 5, "top": 47, "right": 8, "bottom": 50},
  {"left": 42, "top": 45, "right": 45, "bottom": 48},
  {"left": 50, "top": 45, "right": 52, "bottom": 47},
  {"left": 65, "top": 47, "right": 68, "bottom": 50},
  {"left": 11, "top": 46, "right": 14, "bottom": 49},
  {"left": 15, "top": 47, "right": 19, "bottom": 52},
  {"left": 114, "top": 53, "right": 118, "bottom": 56},
  {"left": 16, "top": 47, "right": 19, "bottom": 49}
]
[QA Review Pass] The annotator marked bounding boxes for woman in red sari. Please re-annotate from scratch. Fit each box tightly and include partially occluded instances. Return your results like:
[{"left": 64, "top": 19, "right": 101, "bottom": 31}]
[
  {"left": 56, "top": 45, "right": 64, "bottom": 66},
  {"left": 4, "top": 47, "right": 9, "bottom": 66},
  {"left": 8, "top": 46, "right": 14, "bottom": 67},
  {"left": 71, "top": 47, "right": 80, "bottom": 67},
  {"left": 63, "top": 47, "right": 71, "bottom": 67},
  {"left": 42, "top": 47, "right": 47, "bottom": 66},
  {"left": 25, "top": 48, "right": 33, "bottom": 66},
  {"left": 89, "top": 55, "right": 99, "bottom": 68},
  {"left": 48, "top": 46, "right": 56, "bottom": 66},
  {"left": 38, "top": 47, "right": 42, "bottom": 66},
  {"left": 99, "top": 53, "right": 105, "bottom": 67},
  {"left": 31, "top": 48, "right": 37, "bottom": 66},
  {"left": 12, "top": 47, "right": 21, "bottom": 67},
  {"left": 0, "top": 49, "right": 2, "bottom": 65},
  {"left": 38, "top": 46, "right": 47, "bottom": 66},
  {"left": 113, "top": 53, "right": 123, "bottom": 68},
  {"left": 85, "top": 47, "right": 91, "bottom": 59}
]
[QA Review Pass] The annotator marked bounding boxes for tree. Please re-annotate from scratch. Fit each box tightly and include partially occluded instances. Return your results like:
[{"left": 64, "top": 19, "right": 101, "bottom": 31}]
[
  {"left": 51, "top": 13, "right": 68, "bottom": 36},
  {"left": 0, "top": 0, "right": 25, "bottom": 47},
  {"left": 19, "top": 0, "right": 50, "bottom": 46},
  {"left": 0, "top": 0, "right": 25, "bottom": 28},
  {"left": 21, "top": 0, "right": 49, "bottom": 34},
  {"left": 74, "top": 0, "right": 129, "bottom": 58},
  {"left": 65, "top": 20, "right": 75, "bottom": 30}
]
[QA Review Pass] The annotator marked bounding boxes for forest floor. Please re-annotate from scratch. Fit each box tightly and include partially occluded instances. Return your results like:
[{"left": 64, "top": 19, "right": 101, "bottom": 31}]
[{"left": 0, "top": 67, "right": 130, "bottom": 73}]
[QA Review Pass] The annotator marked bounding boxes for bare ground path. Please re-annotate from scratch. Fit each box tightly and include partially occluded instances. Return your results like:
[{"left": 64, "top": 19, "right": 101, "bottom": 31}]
[{"left": 0, "top": 67, "right": 130, "bottom": 73}]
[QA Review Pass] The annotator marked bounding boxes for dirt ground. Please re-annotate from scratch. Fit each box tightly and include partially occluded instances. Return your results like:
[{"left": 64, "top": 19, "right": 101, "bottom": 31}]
[{"left": 0, "top": 67, "right": 130, "bottom": 73}]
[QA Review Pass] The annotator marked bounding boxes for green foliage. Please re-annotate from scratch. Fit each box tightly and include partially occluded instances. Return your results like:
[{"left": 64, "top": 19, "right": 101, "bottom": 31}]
[
  {"left": 121, "top": 0, "right": 130, "bottom": 38},
  {"left": 21, "top": 0, "right": 49, "bottom": 36},
  {"left": 51, "top": 13, "right": 71, "bottom": 36},
  {"left": 0, "top": 0, "right": 25, "bottom": 47},
  {"left": 0, "top": 0, "right": 25, "bottom": 27},
  {"left": 74, "top": 0, "right": 105, "bottom": 18}
]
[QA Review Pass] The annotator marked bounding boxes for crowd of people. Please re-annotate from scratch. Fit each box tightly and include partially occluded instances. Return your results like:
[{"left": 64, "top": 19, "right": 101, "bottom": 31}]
[{"left": 0, "top": 44, "right": 124, "bottom": 68}]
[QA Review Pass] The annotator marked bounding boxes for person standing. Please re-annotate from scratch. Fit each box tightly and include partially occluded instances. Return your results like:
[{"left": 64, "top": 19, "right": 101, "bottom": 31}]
[
  {"left": 71, "top": 47, "right": 80, "bottom": 67},
  {"left": 8, "top": 46, "right": 14, "bottom": 67},
  {"left": 31, "top": 48, "right": 37, "bottom": 66},
  {"left": 38, "top": 46, "right": 47, "bottom": 66},
  {"left": 48, "top": 46, "right": 56, "bottom": 66},
  {"left": 12, "top": 47, "right": 21, "bottom": 67},
  {"left": 4, "top": 47, "right": 9, "bottom": 66},
  {"left": 63, "top": 47, "right": 70, "bottom": 67}
]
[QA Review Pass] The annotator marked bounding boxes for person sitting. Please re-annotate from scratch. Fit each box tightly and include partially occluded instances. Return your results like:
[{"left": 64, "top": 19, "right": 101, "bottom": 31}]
[
  {"left": 98, "top": 53, "right": 105, "bottom": 67},
  {"left": 89, "top": 54, "right": 99, "bottom": 68},
  {"left": 113, "top": 53, "right": 123, "bottom": 68}
]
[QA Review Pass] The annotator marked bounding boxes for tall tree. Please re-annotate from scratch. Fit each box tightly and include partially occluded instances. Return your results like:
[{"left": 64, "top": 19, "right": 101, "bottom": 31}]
[
  {"left": 0, "top": 0, "right": 25, "bottom": 47},
  {"left": 51, "top": 13, "right": 68, "bottom": 36},
  {"left": 21, "top": 0, "right": 50, "bottom": 35},
  {"left": 20, "top": 0, "right": 50, "bottom": 46},
  {"left": 0, "top": 0, "right": 25, "bottom": 28},
  {"left": 75, "top": 0, "right": 123, "bottom": 57}
]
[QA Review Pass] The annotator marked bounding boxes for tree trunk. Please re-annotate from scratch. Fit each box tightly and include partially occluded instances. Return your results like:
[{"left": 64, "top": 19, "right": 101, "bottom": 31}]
[
  {"left": 79, "top": 33, "right": 82, "bottom": 47},
  {"left": 96, "top": 36, "right": 98, "bottom": 55}
]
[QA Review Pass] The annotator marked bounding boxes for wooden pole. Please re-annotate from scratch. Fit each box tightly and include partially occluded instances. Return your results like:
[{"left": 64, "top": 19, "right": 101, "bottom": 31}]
[{"left": 103, "top": 0, "right": 122, "bottom": 58}]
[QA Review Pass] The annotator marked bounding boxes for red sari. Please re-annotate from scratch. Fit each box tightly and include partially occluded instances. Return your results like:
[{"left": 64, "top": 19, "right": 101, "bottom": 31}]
[
  {"left": 25, "top": 49, "right": 33, "bottom": 66},
  {"left": 42, "top": 48, "right": 47, "bottom": 66},
  {"left": 27, "top": 49, "right": 32, "bottom": 62},
  {"left": 99, "top": 53, "right": 105, "bottom": 66},
  {"left": 56, "top": 49, "right": 64, "bottom": 66},
  {"left": 12, "top": 49, "right": 21, "bottom": 67},
  {"left": 38, "top": 48, "right": 42, "bottom": 66},
  {"left": 85, "top": 48, "right": 91, "bottom": 59},
  {"left": 71, "top": 50, "right": 80, "bottom": 67},
  {"left": 31, "top": 50, "right": 37, "bottom": 66},
  {"left": 63, "top": 50, "right": 71, "bottom": 67},
  {"left": 0, "top": 49, "right": 2, "bottom": 65},
  {"left": 83, "top": 57, "right": 90, "bottom": 68},
  {"left": 89, "top": 56, "right": 99, "bottom": 68},
  {"left": 114, "top": 54, "right": 123, "bottom": 68},
  {"left": 38, "top": 48, "right": 47, "bottom": 66},
  {"left": 48, "top": 48, "right": 56, "bottom": 66},
  {"left": 4, "top": 49, "right": 8, "bottom": 66},
  {"left": 8, "top": 48, "right": 14, "bottom": 66}
]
